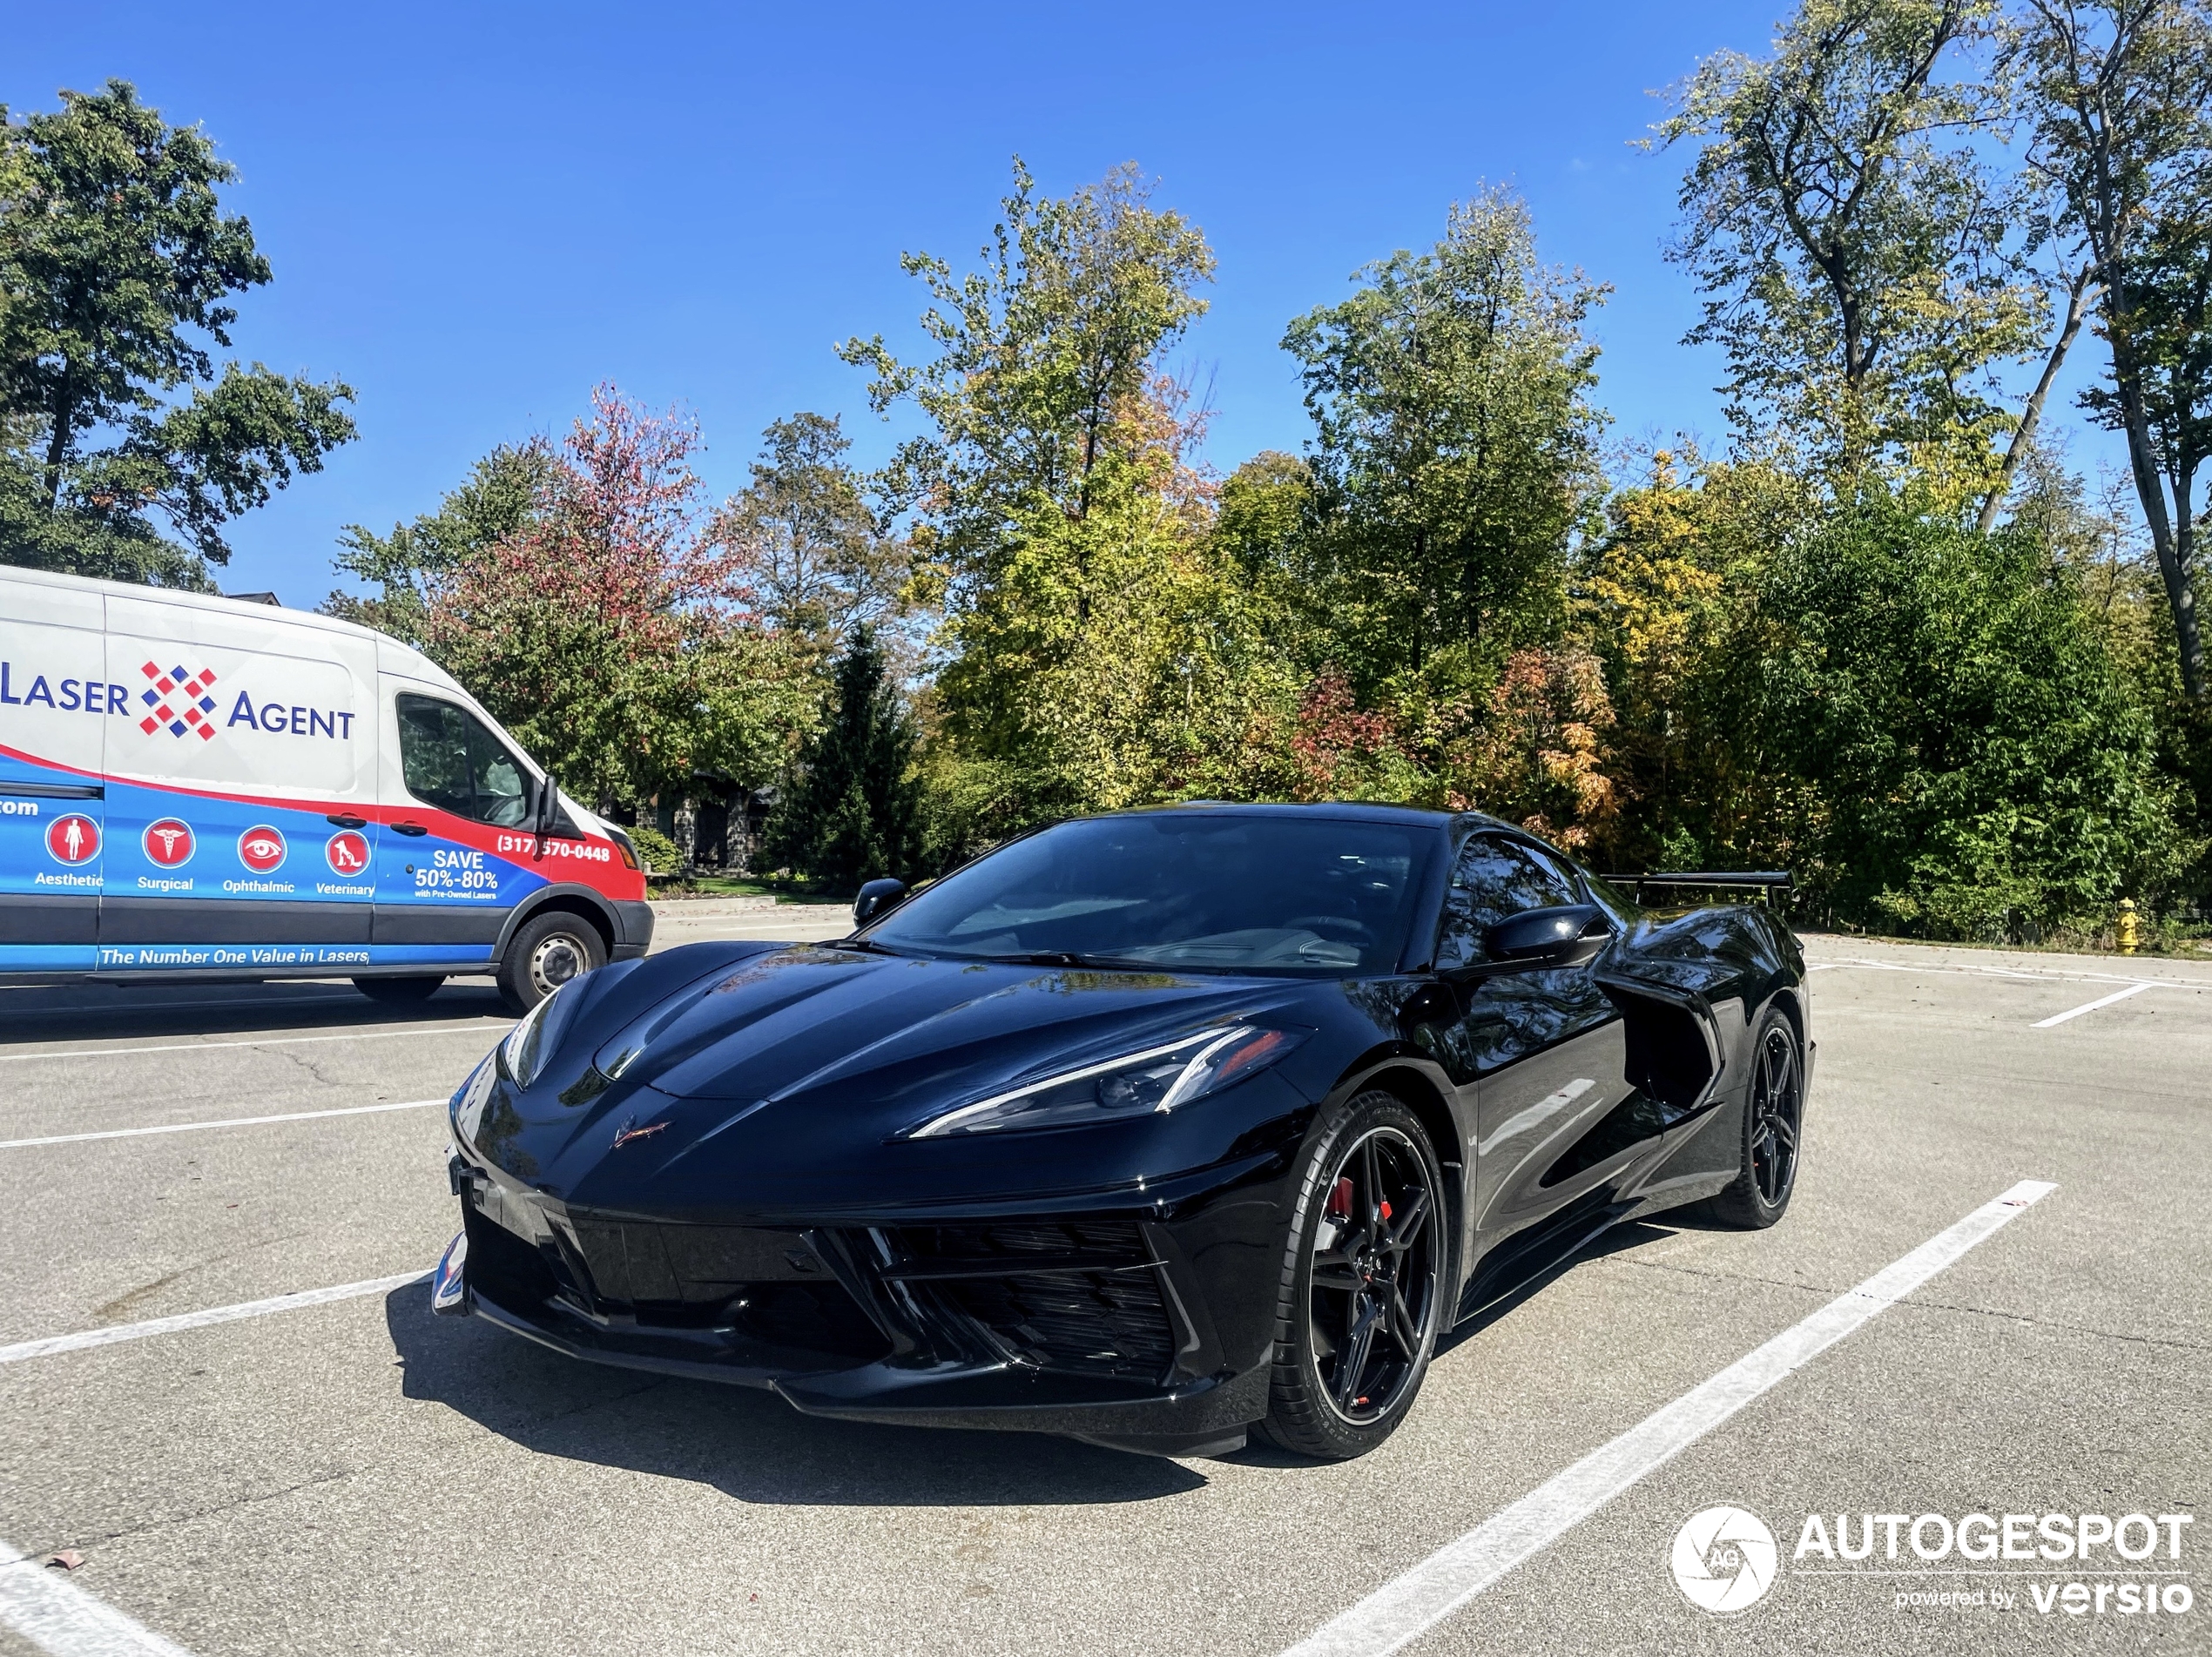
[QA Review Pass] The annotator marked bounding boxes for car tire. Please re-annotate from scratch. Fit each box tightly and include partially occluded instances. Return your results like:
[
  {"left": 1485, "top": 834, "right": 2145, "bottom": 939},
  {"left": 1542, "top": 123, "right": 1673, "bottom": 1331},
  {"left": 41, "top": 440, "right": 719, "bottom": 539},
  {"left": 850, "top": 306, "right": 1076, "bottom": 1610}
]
[
  {"left": 1703, "top": 1006, "right": 1805, "bottom": 1229},
  {"left": 1255, "top": 1089, "right": 1447, "bottom": 1461},
  {"left": 352, "top": 975, "right": 442, "bottom": 1004},
  {"left": 497, "top": 910, "right": 606, "bottom": 1014}
]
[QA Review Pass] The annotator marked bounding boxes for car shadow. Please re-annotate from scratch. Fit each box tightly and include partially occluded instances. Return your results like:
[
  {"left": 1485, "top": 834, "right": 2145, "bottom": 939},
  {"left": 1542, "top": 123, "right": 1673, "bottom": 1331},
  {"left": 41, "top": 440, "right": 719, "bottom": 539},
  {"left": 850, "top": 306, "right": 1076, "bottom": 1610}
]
[
  {"left": 0, "top": 979, "right": 509, "bottom": 1044},
  {"left": 383, "top": 1286, "right": 1209, "bottom": 1506},
  {"left": 1438, "top": 1218, "right": 1691, "bottom": 1356}
]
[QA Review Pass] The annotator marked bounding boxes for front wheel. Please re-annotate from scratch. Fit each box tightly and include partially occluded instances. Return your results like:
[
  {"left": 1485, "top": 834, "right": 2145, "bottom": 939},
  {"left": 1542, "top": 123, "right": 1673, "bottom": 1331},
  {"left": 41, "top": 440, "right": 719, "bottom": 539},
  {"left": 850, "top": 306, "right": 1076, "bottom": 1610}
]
[
  {"left": 1256, "top": 1090, "right": 1446, "bottom": 1461},
  {"left": 1703, "top": 1006, "right": 1805, "bottom": 1229},
  {"left": 496, "top": 910, "right": 606, "bottom": 1014}
]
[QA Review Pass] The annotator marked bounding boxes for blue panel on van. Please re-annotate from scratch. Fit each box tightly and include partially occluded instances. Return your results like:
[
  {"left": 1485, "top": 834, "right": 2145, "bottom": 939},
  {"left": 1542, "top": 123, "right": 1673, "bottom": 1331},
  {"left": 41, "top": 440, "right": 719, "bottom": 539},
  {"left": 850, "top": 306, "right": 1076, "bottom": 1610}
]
[{"left": 0, "top": 944, "right": 99, "bottom": 971}]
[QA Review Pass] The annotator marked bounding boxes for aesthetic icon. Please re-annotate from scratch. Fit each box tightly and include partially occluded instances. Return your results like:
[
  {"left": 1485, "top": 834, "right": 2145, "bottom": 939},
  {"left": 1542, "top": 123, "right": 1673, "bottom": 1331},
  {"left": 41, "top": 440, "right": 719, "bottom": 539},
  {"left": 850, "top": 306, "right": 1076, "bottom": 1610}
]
[
  {"left": 325, "top": 829, "right": 371, "bottom": 875},
  {"left": 144, "top": 817, "right": 196, "bottom": 868},
  {"left": 238, "top": 825, "right": 287, "bottom": 873},
  {"left": 45, "top": 813, "right": 99, "bottom": 865},
  {"left": 1671, "top": 1505, "right": 1778, "bottom": 1613}
]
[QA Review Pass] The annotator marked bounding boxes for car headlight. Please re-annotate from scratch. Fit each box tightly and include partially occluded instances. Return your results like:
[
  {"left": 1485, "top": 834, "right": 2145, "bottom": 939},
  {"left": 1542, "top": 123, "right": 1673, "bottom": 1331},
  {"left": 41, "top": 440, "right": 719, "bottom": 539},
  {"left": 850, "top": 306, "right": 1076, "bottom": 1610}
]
[
  {"left": 499, "top": 983, "right": 570, "bottom": 1090},
  {"left": 906, "top": 1025, "right": 1305, "bottom": 1138}
]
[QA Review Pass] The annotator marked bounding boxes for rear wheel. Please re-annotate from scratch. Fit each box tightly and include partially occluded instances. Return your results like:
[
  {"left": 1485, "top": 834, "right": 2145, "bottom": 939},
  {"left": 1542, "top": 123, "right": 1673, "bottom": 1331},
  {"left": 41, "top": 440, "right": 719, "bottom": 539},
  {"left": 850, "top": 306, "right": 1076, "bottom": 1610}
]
[
  {"left": 1256, "top": 1090, "right": 1445, "bottom": 1461},
  {"left": 352, "top": 975, "right": 442, "bottom": 1005},
  {"left": 1704, "top": 1007, "right": 1804, "bottom": 1229},
  {"left": 497, "top": 910, "right": 605, "bottom": 1014}
]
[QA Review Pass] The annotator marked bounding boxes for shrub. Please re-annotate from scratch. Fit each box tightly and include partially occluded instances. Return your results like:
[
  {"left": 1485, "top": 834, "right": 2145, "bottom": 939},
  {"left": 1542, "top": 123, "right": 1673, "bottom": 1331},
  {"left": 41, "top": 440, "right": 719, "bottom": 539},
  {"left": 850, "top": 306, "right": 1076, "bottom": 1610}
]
[{"left": 625, "top": 822, "right": 683, "bottom": 877}]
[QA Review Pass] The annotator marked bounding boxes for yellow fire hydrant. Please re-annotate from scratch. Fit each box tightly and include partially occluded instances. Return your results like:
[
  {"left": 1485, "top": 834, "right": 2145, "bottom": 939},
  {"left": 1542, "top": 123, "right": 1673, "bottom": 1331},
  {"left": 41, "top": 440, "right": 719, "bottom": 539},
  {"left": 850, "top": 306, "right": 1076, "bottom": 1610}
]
[{"left": 2117, "top": 898, "right": 2140, "bottom": 955}]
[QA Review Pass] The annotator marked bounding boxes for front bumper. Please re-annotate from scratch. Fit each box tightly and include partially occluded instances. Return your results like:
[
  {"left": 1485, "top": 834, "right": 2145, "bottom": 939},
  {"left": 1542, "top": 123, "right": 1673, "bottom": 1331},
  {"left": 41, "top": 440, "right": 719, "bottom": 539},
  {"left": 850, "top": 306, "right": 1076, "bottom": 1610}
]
[
  {"left": 443, "top": 1148, "right": 1286, "bottom": 1457},
  {"left": 610, "top": 899, "right": 656, "bottom": 961}
]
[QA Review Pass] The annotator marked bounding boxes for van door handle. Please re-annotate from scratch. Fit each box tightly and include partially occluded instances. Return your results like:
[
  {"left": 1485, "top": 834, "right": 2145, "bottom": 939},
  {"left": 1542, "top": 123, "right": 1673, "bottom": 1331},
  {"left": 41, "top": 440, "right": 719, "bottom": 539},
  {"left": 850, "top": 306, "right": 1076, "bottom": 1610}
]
[
  {"left": 327, "top": 813, "right": 368, "bottom": 829},
  {"left": 391, "top": 820, "right": 429, "bottom": 837}
]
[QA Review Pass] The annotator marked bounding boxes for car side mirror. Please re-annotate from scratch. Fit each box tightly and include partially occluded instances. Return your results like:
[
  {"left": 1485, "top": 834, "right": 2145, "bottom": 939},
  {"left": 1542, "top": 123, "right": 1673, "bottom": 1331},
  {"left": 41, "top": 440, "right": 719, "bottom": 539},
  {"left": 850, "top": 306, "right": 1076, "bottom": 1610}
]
[
  {"left": 532, "top": 773, "right": 559, "bottom": 838},
  {"left": 1480, "top": 903, "right": 1610, "bottom": 969},
  {"left": 853, "top": 877, "right": 908, "bottom": 927}
]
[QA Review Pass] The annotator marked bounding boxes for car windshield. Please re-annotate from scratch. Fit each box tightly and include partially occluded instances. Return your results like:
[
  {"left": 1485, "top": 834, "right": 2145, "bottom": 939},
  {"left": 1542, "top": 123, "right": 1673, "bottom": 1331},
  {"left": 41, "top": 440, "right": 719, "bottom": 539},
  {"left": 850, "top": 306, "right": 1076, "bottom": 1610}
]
[{"left": 860, "top": 813, "right": 1435, "bottom": 974}]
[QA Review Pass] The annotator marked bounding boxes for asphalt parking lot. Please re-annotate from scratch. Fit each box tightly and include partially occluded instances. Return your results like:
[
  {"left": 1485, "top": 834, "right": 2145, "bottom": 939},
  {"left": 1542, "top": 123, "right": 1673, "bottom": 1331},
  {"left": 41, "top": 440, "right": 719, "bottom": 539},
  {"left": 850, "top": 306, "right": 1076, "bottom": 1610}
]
[{"left": 0, "top": 910, "right": 2205, "bottom": 1656}]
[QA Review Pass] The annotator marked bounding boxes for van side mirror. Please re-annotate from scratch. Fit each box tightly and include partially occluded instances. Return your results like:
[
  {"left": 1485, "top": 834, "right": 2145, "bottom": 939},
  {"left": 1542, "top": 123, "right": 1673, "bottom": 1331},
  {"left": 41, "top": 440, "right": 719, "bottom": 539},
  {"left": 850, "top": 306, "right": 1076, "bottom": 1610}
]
[
  {"left": 1480, "top": 903, "right": 1610, "bottom": 970},
  {"left": 853, "top": 878, "right": 908, "bottom": 927},
  {"left": 533, "top": 773, "right": 559, "bottom": 838}
]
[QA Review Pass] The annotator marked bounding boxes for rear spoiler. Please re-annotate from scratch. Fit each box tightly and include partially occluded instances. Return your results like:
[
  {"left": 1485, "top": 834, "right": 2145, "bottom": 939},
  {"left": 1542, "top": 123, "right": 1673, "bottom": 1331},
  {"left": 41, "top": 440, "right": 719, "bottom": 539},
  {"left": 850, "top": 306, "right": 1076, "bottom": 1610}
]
[{"left": 1602, "top": 871, "right": 1793, "bottom": 905}]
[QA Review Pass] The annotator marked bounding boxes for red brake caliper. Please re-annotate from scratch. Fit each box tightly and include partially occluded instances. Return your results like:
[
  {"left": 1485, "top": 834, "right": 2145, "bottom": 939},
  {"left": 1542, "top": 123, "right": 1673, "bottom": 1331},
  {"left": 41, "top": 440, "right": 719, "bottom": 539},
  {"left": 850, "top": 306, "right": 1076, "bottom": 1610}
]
[{"left": 1327, "top": 1176, "right": 1353, "bottom": 1220}]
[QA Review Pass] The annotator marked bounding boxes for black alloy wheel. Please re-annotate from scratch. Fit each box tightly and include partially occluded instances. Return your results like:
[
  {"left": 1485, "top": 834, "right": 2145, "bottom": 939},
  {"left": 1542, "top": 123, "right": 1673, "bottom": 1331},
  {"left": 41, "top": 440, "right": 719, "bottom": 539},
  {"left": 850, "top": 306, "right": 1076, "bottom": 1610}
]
[
  {"left": 1708, "top": 1006, "right": 1804, "bottom": 1229},
  {"left": 1258, "top": 1091, "right": 1444, "bottom": 1459}
]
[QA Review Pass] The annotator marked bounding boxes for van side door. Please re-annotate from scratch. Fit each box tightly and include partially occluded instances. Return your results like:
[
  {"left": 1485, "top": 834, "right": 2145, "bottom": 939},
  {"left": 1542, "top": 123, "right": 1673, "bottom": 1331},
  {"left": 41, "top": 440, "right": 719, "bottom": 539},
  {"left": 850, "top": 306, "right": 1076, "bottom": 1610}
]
[
  {"left": 99, "top": 596, "right": 380, "bottom": 971},
  {"left": 0, "top": 579, "right": 109, "bottom": 973},
  {"left": 372, "top": 684, "right": 549, "bottom": 968}
]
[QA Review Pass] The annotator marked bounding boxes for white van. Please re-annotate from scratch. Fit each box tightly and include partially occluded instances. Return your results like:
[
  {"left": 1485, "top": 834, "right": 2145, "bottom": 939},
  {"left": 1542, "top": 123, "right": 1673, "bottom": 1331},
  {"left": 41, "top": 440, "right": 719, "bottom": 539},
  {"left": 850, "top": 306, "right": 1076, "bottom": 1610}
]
[{"left": 0, "top": 567, "right": 652, "bottom": 1010}]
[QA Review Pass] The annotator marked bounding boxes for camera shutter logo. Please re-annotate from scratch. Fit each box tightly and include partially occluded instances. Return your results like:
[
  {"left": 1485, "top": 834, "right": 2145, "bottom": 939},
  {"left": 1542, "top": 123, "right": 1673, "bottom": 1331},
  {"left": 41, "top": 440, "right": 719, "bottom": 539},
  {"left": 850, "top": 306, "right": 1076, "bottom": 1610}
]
[{"left": 1671, "top": 1505, "right": 1779, "bottom": 1613}]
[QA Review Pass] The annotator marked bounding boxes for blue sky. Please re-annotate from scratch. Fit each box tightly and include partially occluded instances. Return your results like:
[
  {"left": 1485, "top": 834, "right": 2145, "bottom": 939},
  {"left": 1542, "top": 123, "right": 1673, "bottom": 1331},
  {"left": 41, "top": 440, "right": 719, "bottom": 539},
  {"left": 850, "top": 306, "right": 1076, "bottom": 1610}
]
[{"left": 7, "top": 2, "right": 2123, "bottom": 601}]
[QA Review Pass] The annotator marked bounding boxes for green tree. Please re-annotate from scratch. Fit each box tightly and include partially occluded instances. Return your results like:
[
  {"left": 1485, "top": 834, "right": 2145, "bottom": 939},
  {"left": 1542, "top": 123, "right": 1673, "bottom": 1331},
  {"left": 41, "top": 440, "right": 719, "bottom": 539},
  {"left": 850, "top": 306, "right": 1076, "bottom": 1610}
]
[
  {"left": 1577, "top": 448, "right": 1809, "bottom": 871},
  {"left": 2013, "top": 0, "right": 2212, "bottom": 696},
  {"left": 1659, "top": 2, "right": 2045, "bottom": 501},
  {"left": 841, "top": 161, "right": 1289, "bottom": 834},
  {"left": 1283, "top": 186, "right": 1608, "bottom": 705},
  {"left": 1757, "top": 495, "right": 2197, "bottom": 933},
  {"left": 841, "top": 158, "right": 1215, "bottom": 603},
  {"left": 762, "top": 626, "right": 921, "bottom": 890},
  {"left": 710, "top": 412, "right": 908, "bottom": 660},
  {"left": 0, "top": 81, "right": 354, "bottom": 587},
  {"left": 1212, "top": 449, "right": 1311, "bottom": 583},
  {"left": 325, "top": 441, "right": 553, "bottom": 644}
]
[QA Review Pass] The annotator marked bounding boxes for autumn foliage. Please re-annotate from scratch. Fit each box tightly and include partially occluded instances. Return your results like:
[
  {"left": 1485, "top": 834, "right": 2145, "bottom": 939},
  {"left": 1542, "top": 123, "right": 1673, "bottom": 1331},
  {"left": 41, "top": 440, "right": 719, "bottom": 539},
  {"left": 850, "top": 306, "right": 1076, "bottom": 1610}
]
[{"left": 421, "top": 387, "right": 803, "bottom": 805}]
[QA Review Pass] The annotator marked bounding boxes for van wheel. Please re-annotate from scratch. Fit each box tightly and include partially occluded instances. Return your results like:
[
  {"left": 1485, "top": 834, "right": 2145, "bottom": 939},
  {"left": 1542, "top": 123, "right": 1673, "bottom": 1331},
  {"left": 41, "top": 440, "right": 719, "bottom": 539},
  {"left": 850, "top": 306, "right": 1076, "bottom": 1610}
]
[
  {"left": 354, "top": 976, "right": 442, "bottom": 1004},
  {"left": 498, "top": 911, "right": 605, "bottom": 1014}
]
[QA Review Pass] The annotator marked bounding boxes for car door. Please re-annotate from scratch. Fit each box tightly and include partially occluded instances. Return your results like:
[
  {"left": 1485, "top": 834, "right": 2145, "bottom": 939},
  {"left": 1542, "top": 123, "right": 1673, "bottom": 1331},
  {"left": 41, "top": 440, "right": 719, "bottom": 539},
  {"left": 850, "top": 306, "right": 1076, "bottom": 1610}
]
[
  {"left": 1433, "top": 834, "right": 1637, "bottom": 1255},
  {"left": 372, "top": 687, "right": 542, "bottom": 968}
]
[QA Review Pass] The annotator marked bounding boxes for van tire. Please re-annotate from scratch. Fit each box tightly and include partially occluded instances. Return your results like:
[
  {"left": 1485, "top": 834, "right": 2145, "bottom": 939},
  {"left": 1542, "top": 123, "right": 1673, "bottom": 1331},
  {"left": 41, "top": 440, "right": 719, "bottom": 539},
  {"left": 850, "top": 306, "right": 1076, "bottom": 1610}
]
[
  {"left": 354, "top": 975, "right": 442, "bottom": 1004},
  {"left": 498, "top": 910, "right": 605, "bottom": 1014}
]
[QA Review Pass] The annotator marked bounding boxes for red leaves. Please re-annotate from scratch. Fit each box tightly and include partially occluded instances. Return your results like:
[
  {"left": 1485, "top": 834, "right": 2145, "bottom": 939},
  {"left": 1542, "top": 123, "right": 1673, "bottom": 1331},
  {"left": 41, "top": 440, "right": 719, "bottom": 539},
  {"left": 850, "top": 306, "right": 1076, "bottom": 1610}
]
[{"left": 1291, "top": 669, "right": 1407, "bottom": 800}]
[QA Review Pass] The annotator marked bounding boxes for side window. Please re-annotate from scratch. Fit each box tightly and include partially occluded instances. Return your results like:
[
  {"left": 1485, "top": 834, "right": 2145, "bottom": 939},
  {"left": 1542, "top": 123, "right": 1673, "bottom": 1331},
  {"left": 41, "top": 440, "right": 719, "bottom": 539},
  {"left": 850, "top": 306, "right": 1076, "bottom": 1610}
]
[
  {"left": 465, "top": 720, "right": 529, "bottom": 826},
  {"left": 1436, "top": 837, "right": 1581, "bottom": 968},
  {"left": 396, "top": 694, "right": 533, "bottom": 827}
]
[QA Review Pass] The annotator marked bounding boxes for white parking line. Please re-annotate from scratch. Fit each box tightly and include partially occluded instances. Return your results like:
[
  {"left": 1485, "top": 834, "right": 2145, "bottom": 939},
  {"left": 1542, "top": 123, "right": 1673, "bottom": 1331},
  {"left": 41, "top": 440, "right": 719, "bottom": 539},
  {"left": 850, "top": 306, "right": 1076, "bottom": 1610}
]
[
  {"left": 0, "top": 1025, "right": 502, "bottom": 1064},
  {"left": 1278, "top": 1178, "right": 2058, "bottom": 1657},
  {"left": 2032, "top": 983, "right": 2155, "bottom": 1028},
  {"left": 1815, "top": 955, "right": 2212, "bottom": 991},
  {"left": 0, "top": 1270, "right": 430, "bottom": 1368},
  {"left": 0, "top": 1099, "right": 445, "bottom": 1151},
  {"left": 0, "top": 1539, "right": 195, "bottom": 1657}
]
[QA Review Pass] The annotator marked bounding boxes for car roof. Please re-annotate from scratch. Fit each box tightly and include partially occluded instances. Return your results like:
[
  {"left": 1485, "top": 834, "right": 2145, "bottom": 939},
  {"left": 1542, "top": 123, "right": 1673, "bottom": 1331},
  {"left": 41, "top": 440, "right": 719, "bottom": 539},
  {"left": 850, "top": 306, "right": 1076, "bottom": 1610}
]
[{"left": 1103, "top": 800, "right": 1519, "bottom": 835}]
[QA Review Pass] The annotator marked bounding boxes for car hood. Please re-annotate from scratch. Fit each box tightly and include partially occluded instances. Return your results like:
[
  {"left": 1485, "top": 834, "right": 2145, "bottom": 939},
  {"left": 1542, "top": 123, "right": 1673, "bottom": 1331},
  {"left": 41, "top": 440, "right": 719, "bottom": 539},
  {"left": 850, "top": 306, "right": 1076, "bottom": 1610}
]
[{"left": 457, "top": 942, "right": 1321, "bottom": 1211}]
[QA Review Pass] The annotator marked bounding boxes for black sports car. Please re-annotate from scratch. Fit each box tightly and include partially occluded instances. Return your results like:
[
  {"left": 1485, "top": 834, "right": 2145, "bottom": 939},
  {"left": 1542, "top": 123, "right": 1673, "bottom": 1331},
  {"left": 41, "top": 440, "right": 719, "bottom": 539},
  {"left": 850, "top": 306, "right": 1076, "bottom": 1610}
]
[{"left": 432, "top": 804, "right": 1811, "bottom": 1460}]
